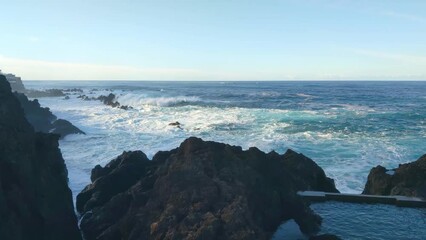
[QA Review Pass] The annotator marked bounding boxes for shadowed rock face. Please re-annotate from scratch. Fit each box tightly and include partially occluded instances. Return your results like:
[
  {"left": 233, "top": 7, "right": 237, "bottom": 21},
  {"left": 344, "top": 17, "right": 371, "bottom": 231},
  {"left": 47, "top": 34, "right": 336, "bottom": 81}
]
[
  {"left": 13, "top": 92, "right": 85, "bottom": 138},
  {"left": 0, "top": 76, "right": 81, "bottom": 240},
  {"left": 77, "top": 137, "right": 338, "bottom": 240},
  {"left": 270, "top": 149, "right": 338, "bottom": 193},
  {"left": 363, "top": 155, "right": 426, "bottom": 199}
]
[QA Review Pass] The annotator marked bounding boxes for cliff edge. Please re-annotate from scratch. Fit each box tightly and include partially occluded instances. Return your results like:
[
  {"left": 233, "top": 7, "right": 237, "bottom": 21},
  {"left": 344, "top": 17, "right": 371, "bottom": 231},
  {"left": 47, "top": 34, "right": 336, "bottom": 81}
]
[{"left": 0, "top": 75, "right": 81, "bottom": 240}]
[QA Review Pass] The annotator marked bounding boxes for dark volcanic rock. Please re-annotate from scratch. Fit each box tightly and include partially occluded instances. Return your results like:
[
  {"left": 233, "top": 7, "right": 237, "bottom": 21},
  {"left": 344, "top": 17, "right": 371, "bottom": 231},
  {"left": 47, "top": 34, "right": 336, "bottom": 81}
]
[
  {"left": 168, "top": 121, "right": 181, "bottom": 126},
  {"left": 97, "top": 93, "right": 120, "bottom": 107},
  {"left": 363, "top": 155, "right": 426, "bottom": 199},
  {"left": 77, "top": 137, "right": 338, "bottom": 240},
  {"left": 169, "top": 121, "right": 183, "bottom": 129},
  {"left": 51, "top": 119, "right": 85, "bottom": 137},
  {"left": 77, "top": 94, "right": 91, "bottom": 100},
  {"left": 77, "top": 93, "right": 131, "bottom": 110},
  {"left": 276, "top": 149, "right": 338, "bottom": 193},
  {"left": 96, "top": 93, "right": 131, "bottom": 110},
  {"left": 25, "top": 89, "right": 66, "bottom": 98},
  {"left": 310, "top": 234, "right": 342, "bottom": 240},
  {"left": 63, "top": 88, "right": 83, "bottom": 93},
  {"left": 13, "top": 92, "right": 85, "bottom": 138},
  {"left": 13, "top": 92, "right": 56, "bottom": 132},
  {"left": 0, "top": 76, "right": 81, "bottom": 240}
]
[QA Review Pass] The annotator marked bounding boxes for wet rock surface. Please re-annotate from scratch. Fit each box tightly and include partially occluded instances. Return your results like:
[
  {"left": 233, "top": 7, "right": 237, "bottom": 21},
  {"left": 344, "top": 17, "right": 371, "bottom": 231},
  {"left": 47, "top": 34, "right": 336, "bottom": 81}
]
[
  {"left": 13, "top": 92, "right": 85, "bottom": 138},
  {"left": 77, "top": 137, "right": 338, "bottom": 240},
  {"left": 0, "top": 75, "right": 81, "bottom": 240},
  {"left": 77, "top": 93, "right": 131, "bottom": 110},
  {"left": 363, "top": 154, "right": 426, "bottom": 199}
]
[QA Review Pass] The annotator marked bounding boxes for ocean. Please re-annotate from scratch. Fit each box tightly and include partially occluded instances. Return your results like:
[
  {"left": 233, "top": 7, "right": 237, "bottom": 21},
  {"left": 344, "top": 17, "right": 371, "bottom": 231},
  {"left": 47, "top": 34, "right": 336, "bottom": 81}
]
[
  {"left": 24, "top": 80, "right": 426, "bottom": 239},
  {"left": 25, "top": 81, "right": 426, "bottom": 199}
]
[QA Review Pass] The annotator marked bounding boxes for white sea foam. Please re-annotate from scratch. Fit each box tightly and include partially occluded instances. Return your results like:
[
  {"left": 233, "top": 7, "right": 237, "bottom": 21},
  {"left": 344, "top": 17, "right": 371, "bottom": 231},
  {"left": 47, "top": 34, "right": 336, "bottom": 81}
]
[
  {"left": 117, "top": 93, "right": 201, "bottom": 107},
  {"left": 335, "top": 104, "right": 375, "bottom": 113},
  {"left": 35, "top": 92, "right": 424, "bottom": 201},
  {"left": 296, "top": 93, "right": 314, "bottom": 98},
  {"left": 248, "top": 91, "right": 281, "bottom": 97}
]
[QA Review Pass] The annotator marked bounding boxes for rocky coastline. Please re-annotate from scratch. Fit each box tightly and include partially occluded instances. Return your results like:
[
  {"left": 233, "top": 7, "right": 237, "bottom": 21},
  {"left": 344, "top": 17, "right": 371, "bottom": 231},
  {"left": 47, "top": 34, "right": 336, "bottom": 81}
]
[
  {"left": 1, "top": 73, "right": 425, "bottom": 239},
  {"left": 76, "top": 137, "right": 338, "bottom": 240},
  {"left": 0, "top": 75, "right": 81, "bottom": 240},
  {"left": 363, "top": 154, "right": 426, "bottom": 199},
  {"left": 77, "top": 93, "right": 132, "bottom": 110},
  {"left": 13, "top": 92, "right": 85, "bottom": 138}
]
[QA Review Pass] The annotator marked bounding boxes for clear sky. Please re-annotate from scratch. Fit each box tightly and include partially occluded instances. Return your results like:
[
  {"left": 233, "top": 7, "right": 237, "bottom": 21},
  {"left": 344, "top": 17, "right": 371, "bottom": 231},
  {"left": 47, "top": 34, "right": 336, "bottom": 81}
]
[{"left": 1, "top": 0, "right": 426, "bottom": 80}]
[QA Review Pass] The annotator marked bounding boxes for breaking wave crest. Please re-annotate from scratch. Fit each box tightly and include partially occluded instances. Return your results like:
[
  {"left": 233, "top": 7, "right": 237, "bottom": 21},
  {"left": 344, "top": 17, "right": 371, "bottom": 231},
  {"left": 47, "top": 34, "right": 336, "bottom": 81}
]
[{"left": 117, "top": 94, "right": 202, "bottom": 107}]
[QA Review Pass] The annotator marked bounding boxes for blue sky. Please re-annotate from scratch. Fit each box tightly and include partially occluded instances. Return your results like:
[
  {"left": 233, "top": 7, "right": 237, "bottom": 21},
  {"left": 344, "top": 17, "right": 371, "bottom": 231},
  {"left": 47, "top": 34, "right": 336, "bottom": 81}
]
[{"left": 1, "top": 0, "right": 426, "bottom": 80}]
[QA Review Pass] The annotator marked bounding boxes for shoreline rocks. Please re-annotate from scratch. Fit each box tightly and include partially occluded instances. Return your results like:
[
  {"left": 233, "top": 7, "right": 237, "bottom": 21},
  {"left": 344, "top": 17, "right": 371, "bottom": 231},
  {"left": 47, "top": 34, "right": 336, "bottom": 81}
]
[
  {"left": 363, "top": 155, "right": 426, "bottom": 199},
  {"left": 25, "top": 88, "right": 83, "bottom": 98},
  {"left": 25, "top": 89, "right": 66, "bottom": 98},
  {"left": 0, "top": 75, "right": 81, "bottom": 240},
  {"left": 77, "top": 137, "right": 338, "bottom": 240},
  {"left": 13, "top": 92, "right": 85, "bottom": 138},
  {"left": 77, "top": 93, "right": 132, "bottom": 110}
]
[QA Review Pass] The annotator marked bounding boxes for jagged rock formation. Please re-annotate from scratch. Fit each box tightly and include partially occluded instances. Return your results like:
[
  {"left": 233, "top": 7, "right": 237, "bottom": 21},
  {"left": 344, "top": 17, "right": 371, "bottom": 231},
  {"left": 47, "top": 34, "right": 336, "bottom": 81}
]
[
  {"left": 274, "top": 149, "right": 338, "bottom": 193},
  {"left": 78, "top": 93, "right": 131, "bottom": 110},
  {"left": 363, "top": 155, "right": 426, "bottom": 199},
  {"left": 13, "top": 92, "right": 85, "bottom": 138},
  {"left": 77, "top": 137, "right": 338, "bottom": 240},
  {"left": 0, "top": 75, "right": 81, "bottom": 240}
]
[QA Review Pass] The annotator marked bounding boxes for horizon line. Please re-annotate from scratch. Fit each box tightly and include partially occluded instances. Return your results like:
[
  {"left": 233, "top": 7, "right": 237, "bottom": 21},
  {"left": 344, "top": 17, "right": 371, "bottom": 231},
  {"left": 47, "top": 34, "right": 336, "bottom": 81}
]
[{"left": 23, "top": 79, "right": 426, "bottom": 82}]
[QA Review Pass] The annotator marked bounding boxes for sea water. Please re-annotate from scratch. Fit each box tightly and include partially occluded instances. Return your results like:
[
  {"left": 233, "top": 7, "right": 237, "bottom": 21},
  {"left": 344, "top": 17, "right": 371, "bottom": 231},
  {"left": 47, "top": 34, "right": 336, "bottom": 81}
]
[
  {"left": 25, "top": 81, "right": 426, "bottom": 238},
  {"left": 272, "top": 201, "right": 426, "bottom": 240}
]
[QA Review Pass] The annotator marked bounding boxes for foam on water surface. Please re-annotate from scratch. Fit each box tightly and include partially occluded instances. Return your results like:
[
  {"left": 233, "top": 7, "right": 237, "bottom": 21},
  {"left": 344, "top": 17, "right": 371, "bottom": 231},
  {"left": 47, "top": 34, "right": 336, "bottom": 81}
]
[{"left": 26, "top": 81, "right": 426, "bottom": 198}]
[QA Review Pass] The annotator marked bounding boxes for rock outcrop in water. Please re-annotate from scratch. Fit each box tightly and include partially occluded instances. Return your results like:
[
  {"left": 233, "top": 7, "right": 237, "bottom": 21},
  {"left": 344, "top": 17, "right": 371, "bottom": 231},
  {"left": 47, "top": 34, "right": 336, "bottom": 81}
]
[
  {"left": 0, "top": 75, "right": 81, "bottom": 240},
  {"left": 13, "top": 92, "right": 85, "bottom": 138},
  {"left": 77, "top": 93, "right": 131, "bottom": 110},
  {"left": 77, "top": 137, "right": 338, "bottom": 240},
  {"left": 25, "top": 89, "right": 66, "bottom": 98},
  {"left": 25, "top": 88, "right": 82, "bottom": 98},
  {"left": 363, "top": 155, "right": 426, "bottom": 199}
]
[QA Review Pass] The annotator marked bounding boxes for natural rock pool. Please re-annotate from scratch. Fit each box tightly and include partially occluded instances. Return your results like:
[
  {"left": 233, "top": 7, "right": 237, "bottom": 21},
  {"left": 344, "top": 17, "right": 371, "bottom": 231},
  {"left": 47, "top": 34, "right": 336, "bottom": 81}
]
[{"left": 273, "top": 201, "right": 426, "bottom": 240}]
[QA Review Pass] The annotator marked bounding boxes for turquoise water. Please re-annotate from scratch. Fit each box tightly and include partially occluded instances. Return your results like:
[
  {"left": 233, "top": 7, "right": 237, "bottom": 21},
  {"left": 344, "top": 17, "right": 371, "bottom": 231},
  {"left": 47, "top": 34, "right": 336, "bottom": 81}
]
[
  {"left": 273, "top": 202, "right": 426, "bottom": 240},
  {"left": 24, "top": 80, "right": 426, "bottom": 239},
  {"left": 24, "top": 81, "right": 426, "bottom": 196}
]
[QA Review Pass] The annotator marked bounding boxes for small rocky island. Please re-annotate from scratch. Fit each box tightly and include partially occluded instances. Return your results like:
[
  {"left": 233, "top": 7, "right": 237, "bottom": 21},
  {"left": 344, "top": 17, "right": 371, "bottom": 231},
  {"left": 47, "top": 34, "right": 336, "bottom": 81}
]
[{"left": 78, "top": 93, "right": 132, "bottom": 110}]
